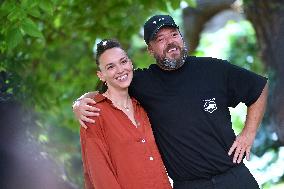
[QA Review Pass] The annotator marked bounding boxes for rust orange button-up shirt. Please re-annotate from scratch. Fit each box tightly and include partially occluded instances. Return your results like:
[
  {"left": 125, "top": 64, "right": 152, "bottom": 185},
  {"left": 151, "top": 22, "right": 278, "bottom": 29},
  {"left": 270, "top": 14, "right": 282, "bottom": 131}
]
[{"left": 80, "top": 94, "right": 172, "bottom": 189}]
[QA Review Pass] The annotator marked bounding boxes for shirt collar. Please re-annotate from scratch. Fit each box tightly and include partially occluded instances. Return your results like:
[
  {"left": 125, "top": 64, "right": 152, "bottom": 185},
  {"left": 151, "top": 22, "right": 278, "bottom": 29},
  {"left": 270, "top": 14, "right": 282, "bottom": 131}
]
[{"left": 94, "top": 93, "right": 140, "bottom": 106}]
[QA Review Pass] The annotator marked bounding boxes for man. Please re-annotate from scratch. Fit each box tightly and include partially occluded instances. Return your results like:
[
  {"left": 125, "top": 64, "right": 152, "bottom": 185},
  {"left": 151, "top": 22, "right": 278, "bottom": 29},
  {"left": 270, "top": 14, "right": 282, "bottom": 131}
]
[{"left": 74, "top": 15, "right": 268, "bottom": 189}]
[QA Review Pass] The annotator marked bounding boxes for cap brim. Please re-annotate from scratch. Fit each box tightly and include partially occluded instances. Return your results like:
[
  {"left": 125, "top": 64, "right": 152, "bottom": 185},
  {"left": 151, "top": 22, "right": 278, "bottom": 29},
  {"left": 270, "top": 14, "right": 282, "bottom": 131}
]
[{"left": 149, "top": 23, "right": 179, "bottom": 43}]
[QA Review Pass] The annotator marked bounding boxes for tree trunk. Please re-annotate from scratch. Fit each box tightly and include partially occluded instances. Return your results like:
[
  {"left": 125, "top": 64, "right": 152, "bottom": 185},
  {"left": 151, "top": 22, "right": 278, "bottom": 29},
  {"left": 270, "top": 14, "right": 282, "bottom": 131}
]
[{"left": 244, "top": 0, "right": 284, "bottom": 145}]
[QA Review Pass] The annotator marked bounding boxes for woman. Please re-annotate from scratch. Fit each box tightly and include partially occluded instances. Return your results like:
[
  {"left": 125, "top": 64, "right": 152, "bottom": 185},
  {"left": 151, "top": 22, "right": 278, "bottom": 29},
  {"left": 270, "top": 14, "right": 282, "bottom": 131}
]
[{"left": 80, "top": 39, "right": 172, "bottom": 189}]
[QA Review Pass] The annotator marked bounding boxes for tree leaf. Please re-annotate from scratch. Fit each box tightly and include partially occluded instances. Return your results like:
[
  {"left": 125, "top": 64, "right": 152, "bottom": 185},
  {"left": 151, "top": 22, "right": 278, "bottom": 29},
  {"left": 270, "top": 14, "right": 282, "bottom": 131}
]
[
  {"left": 28, "top": 8, "right": 41, "bottom": 18},
  {"left": 0, "top": 2, "right": 15, "bottom": 19},
  {"left": 7, "top": 27, "right": 23, "bottom": 50},
  {"left": 39, "top": 0, "right": 53, "bottom": 15},
  {"left": 171, "top": 1, "right": 180, "bottom": 9},
  {"left": 21, "top": 18, "right": 43, "bottom": 38},
  {"left": 0, "top": 1, "right": 16, "bottom": 12},
  {"left": 7, "top": 7, "right": 22, "bottom": 22},
  {"left": 21, "top": 0, "right": 38, "bottom": 9}
]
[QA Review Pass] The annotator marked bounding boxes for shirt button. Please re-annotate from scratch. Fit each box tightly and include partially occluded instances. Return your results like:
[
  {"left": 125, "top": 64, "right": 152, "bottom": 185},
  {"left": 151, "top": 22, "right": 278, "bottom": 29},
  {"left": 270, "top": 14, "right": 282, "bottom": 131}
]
[
  {"left": 149, "top": 156, "right": 154, "bottom": 161},
  {"left": 141, "top": 139, "right": 146, "bottom": 143}
]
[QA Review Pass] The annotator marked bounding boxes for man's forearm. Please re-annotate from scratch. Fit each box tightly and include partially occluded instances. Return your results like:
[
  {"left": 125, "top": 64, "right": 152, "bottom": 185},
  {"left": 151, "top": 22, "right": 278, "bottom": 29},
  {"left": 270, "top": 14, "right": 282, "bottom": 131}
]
[
  {"left": 81, "top": 91, "right": 98, "bottom": 99},
  {"left": 244, "top": 82, "right": 268, "bottom": 132},
  {"left": 72, "top": 91, "right": 98, "bottom": 109},
  {"left": 228, "top": 82, "right": 268, "bottom": 162}
]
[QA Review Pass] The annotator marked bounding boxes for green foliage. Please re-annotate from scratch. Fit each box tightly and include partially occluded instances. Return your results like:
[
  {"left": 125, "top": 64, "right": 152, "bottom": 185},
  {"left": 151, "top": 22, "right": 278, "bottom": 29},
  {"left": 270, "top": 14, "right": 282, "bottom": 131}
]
[
  {"left": 0, "top": 0, "right": 48, "bottom": 52},
  {"left": 6, "top": 27, "right": 22, "bottom": 49},
  {"left": 0, "top": 0, "right": 195, "bottom": 187},
  {"left": 194, "top": 20, "right": 264, "bottom": 75},
  {"left": 226, "top": 21, "right": 265, "bottom": 75},
  {"left": 242, "top": 0, "right": 252, "bottom": 5},
  {"left": 263, "top": 182, "right": 284, "bottom": 189},
  {"left": 21, "top": 18, "right": 44, "bottom": 38}
]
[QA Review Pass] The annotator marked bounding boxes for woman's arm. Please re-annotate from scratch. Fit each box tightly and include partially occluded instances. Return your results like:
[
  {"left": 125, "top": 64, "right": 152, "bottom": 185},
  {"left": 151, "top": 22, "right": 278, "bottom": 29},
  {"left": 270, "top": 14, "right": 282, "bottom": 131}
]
[{"left": 80, "top": 119, "right": 121, "bottom": 189}]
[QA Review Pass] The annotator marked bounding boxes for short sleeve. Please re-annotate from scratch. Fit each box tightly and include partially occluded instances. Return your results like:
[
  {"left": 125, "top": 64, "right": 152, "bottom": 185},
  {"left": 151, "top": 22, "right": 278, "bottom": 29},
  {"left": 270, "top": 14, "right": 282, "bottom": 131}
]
[{"left": 226, "top": 62, "right": 267, "bottom": 107}]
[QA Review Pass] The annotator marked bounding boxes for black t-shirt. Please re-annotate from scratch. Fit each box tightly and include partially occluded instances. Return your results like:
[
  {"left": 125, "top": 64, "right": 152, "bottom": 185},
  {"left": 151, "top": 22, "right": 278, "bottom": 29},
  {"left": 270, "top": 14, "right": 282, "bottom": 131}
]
[{"left": 129, "top": 56, "right": 267, "bottom": 181}]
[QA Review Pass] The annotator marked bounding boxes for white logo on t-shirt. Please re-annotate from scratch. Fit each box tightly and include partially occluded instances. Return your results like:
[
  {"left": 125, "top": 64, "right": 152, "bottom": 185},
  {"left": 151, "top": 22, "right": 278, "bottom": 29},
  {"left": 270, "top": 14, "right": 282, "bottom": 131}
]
[{"left": 203, "top": 98, "right": 217, "bottom": 113}]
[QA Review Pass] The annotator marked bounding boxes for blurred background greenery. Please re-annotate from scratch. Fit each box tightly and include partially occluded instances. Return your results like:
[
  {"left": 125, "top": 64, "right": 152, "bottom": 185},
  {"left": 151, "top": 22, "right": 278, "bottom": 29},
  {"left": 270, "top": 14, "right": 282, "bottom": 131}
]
[{"left": 1, "top": 0, "right": 284, "bottom": 188}]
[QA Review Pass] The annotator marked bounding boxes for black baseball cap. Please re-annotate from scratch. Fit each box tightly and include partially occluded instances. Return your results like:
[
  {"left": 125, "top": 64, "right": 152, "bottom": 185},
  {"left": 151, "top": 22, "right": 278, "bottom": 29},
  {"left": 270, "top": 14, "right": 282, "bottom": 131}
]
[{"left": 143, "top": 15, "right": 179, "bottom": 44}]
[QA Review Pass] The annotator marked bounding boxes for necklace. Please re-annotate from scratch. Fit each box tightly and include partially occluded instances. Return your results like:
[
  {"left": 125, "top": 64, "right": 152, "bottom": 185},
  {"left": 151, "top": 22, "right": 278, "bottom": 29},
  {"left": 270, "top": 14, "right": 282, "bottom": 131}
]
[
  {"left": 124, "top": 98, "right": 130, "bottom": 112},
  {"left": 121, "top": 95, "right": 130, "bottom": 112},
  {"left": 106, "top": 91, "right": 130, "bottom": 112}
]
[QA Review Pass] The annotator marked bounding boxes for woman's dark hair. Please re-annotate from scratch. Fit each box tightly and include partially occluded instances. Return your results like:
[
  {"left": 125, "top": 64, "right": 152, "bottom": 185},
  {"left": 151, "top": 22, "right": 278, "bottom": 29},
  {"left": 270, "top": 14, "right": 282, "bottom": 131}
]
[{"left": 95, "top": 39, "right": 122, "bottom": 67}]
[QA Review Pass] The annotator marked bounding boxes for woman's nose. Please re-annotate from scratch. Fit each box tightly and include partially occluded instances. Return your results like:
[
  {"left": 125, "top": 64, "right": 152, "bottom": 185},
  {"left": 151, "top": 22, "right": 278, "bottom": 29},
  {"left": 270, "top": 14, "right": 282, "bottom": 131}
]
[{"left": 117, "top": 65, "right": 124, "bottom": 73}]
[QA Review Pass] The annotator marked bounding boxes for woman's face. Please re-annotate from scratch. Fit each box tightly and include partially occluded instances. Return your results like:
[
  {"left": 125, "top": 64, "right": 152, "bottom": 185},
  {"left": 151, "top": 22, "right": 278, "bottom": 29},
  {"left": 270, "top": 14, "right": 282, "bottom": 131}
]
[{"left": 97, "top": 47, "right": 133, "bottom": 91}]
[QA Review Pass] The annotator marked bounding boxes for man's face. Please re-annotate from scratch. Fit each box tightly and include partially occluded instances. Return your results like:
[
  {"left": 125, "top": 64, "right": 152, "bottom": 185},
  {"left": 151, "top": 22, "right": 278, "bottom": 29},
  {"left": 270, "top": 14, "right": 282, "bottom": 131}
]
[{"left": 148, "top": 27, "right": 186, "bottom": 70}]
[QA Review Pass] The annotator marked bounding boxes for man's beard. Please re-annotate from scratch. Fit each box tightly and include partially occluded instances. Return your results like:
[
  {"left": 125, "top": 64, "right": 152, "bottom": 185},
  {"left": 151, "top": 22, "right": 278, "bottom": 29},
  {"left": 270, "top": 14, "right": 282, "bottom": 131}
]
[{"left": 154, "top": 43, "right": 188, "bottom": 71}]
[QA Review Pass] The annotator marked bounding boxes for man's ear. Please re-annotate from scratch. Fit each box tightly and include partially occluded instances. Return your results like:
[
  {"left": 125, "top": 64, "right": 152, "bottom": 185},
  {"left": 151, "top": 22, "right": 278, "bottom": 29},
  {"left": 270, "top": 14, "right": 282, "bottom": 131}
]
[
  {"left": 97, "top": 71, "right": 105, "bottom": 82},
  {"left": 147, "top": 45, "right": 154, "bottom": 55}
]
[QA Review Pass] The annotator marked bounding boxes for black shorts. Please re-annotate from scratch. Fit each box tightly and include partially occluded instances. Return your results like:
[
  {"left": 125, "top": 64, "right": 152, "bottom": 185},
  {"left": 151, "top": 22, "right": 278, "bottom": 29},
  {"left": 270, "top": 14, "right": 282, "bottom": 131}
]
[{"left": 173, "top": 164, "right": 259, "bottom": 189}]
